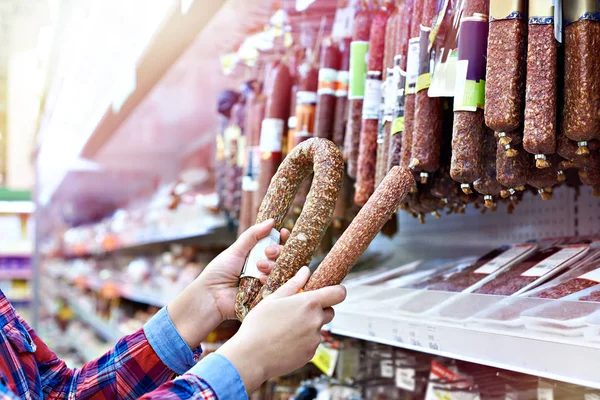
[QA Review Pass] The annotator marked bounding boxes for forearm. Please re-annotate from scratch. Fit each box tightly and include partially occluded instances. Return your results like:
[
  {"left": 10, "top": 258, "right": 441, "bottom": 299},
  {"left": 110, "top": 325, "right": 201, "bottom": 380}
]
[{"left": 167, "top": 277, "right": 223, "bottom": 349}]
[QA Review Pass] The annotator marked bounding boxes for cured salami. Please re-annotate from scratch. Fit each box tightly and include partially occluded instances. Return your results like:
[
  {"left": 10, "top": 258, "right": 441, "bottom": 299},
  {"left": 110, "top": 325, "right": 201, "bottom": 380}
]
[
  {"left": 388, "top": 0, "right": 414, "bottom": 170},
  {"left": 344, "top": 1, "right": 372, "bottom": 178},
  {"left": 450, "top": 1, "right": 489, "bottom": 194},
  {"left": 562, "top": 2, "right": 600, "bottom": 154},
  {"left": 304, "top": 166, "right": 414, "bottom": 291},
  {"left": 412, "top": 0, "right": 443, "bottom": 184},
  {"left": 484, "top": 0, "right": 527, "bottom": 133},
  {"left": 315, "top": 39, "right": 341, "bottom": 140},
  {"left": 523, "top": 0, "right": 558, "bottom": 168},
  {"left": 254, "top": 62, "right": 293, "bottom": 226},
  {"left": 333, "top": 38, "right": 351, "bottom": 148},
  {"left": 474, "top": 130, "right": 502, "bottom": 208},
  {"left": 236, "top": 138, "right": 344, "bottom": 319},
  {"left": 355, "top": 1, "right": 393, "bottom": 206}
]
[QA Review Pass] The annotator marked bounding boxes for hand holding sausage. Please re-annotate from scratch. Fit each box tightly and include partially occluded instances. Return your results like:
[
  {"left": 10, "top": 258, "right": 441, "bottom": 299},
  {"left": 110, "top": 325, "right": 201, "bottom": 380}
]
[{"left": 218, "top": 267, "right": 346, "bottom": 394}]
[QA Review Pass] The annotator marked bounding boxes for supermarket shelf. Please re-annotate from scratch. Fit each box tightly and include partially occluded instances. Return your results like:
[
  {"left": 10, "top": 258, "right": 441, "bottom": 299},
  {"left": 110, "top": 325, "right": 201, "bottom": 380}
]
[
  {"left": 53, "top": 272, "right": 175, "bottom": 308},
  {"left": 65, "top": 221, "right": 234, "bottom": 258},
  {"left": 65, "top": 297, "right": 122, "bottom": 343},
  {"left": 328, "top": 287, "right": 600, "bottom": 390}
]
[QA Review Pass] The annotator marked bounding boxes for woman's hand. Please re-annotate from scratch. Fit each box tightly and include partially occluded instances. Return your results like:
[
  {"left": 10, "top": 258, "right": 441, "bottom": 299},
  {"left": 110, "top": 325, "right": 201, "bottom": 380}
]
[
  {"left": 217, "top": 267, "right": 346, "bottom": 394},
  {"left": 168, "top": 219, "right": 289, "bottom": 349}
]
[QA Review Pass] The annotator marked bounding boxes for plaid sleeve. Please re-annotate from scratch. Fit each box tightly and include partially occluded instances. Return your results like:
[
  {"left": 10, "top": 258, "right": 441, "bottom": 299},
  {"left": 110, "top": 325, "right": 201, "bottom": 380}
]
[
  {"left": 19, "top": 315, "right": 176, "bottom": 400},
  {"left": 138, "top": 376, "right": 218, "bottom": 399},
  {"left": 0, "top": 381, "right": 19, "bottom": 399}
]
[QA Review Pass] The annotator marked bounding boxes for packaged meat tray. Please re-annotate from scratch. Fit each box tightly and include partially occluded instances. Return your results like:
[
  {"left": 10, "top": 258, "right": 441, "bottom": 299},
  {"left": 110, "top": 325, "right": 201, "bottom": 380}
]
[
  {"left": 520, "top": 284, "right": 600, "bottom": 330},
  {"left": 468, "top": 248, "right": 600, "bottom": 327},
  {"left": 404, "top": 244, "right": 537, "bottom": 293},
  {"left": 433, "top": 243, "right": 588, "bottom": 322},
  {"left": 472, "top": 244, "right": 590, "bottom": 296},
  {"left": 344, "top": 260, "right": 422, "bottom": 288},
  {"left": 469, "top": 297, "right": 550, "bottom": 328}
]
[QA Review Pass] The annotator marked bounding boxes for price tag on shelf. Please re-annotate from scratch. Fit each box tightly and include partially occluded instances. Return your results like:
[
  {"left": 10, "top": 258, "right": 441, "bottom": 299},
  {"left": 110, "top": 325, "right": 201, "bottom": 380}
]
[
  {"left": 381, "top": 358, "right": 394, "bottom": 378},
  {"left": 311, "top": 343, "right": 339, "bottom": 377},
  {"left": 408, "top": 323, "right": 421, "bottom": 347},
  {"left": 395, "top": 367, "right": 416, "bottom": 391},
  {"left": 425, "top": 325, "right": 440, "bottom": 351}
]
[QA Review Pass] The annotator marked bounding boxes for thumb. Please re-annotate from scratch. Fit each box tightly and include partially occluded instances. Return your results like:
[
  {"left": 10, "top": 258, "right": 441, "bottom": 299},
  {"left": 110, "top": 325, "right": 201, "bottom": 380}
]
[
  {"left": 228, "top": 219, "right": 275, "bottom": 258},
  {"left": 269, "top": 267, "right": 310, "bottom": 299}
]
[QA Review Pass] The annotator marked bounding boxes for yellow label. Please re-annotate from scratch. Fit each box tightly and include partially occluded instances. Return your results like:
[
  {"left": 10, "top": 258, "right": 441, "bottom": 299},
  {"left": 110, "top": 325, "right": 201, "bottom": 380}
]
[
  {"left": 529, "top": 0, "right": 554, "bottom": 18},
  {"left": 490, "top": 0, "right": 525, "bottom": 20},
  {"left": 416, "top": 73, "right": 431, "bottom": 93},
  {"left": 392, "top": 117, "right": 404, "bottom": 135},
  {"left": 311, "top": 343, "right": 339, "bottom": 376}
]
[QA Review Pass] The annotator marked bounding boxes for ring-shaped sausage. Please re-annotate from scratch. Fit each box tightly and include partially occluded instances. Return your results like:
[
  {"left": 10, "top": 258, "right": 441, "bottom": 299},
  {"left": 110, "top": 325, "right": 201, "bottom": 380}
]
[{"left": 235, "top": 137, "right": 344, "bottom": 320}]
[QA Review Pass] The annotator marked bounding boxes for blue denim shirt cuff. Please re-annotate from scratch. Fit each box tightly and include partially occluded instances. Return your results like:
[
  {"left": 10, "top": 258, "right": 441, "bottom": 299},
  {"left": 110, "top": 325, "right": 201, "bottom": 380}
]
[
  {"left": 188, "top": 353, "right": 248, "bottom": 400},
  {"left": 143, "top": 307, "right": 202, "bottom": 375}
]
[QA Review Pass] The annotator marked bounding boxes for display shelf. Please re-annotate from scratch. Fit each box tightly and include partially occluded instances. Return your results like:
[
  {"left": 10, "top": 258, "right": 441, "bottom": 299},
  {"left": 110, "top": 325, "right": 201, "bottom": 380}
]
[
  {"left": 49, "top": 271, "right": 176, "bottom": 308},
  {"left": 63, "top": 218, "right": 233, "bottom": 258},
  {"left": 327, "top": 286, "right": 600, "bottom": 390},
  {"left": 65, "top": 296, "right": 122, "bottom": 343}
]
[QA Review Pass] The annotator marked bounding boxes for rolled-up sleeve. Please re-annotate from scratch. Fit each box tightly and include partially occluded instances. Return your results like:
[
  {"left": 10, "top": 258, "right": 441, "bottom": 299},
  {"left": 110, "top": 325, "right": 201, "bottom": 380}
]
[{"left": 143, "top": 307, "right": 203, "bottom": 375}]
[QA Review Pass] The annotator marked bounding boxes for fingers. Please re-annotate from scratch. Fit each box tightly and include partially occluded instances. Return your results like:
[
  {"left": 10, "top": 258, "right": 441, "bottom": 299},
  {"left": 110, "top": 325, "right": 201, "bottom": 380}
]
[
  {"left": 269, "top": 267, "right": 310, "bottom": 299},
  {"left": 280, "top": 228, "right": 290, "bottom": 244},
  {"left": 265, "top": 245, "right": 281, "bottom": 260},
  {"left": 306, "top": 285, "right": 347, "bottom": 309},
  {"left": 228, "top": 219, "right": 275, "bottom": 258},
  {"left": 257, "top": 260, "right": 274, "bottom": 274},
  {"left": 322, "top": 307, "right": 335, "bottom": 325},
  {"left": 257, "top": 260, "right": 274, "bottom": 285}
]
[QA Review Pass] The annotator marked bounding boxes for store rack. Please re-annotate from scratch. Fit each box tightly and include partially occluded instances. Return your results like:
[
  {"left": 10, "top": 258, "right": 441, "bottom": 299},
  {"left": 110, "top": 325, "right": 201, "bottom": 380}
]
[
  {"left": 64, "top": 295, "right": 122, "bottom": 343},
  {"left": 32, "top": 0, "right": 600, "bottom": 395},
  {"left": 328, "top": 286, "right": 600, "bottom": 390}
]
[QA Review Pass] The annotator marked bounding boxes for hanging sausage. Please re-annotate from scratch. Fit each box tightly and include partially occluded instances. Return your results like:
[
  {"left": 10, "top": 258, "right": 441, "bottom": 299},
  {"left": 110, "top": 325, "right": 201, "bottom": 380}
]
[
  {"left": 450, "top": 0, "right": 490, "bottom": 194},
  {"left": 344, "top": 0, "right": 372, "bottom": 179},
  {"left": 522, "top": 0, "right": 558, "bottom": 169}
]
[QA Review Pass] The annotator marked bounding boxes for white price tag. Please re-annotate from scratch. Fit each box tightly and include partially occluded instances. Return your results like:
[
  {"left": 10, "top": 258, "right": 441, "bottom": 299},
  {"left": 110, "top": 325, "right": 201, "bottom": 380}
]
[
  {"left": 241, "top": 229, "right": 281, "bottom": 279},
  {"left": 332, "top": 6, "right": 354, "bottom": 39},
  {"left": 242, "top": 176, "right": 258, "bottom": 192},
  {"left": 405, "top": 37, "right": 420, "bottom": 88},
  {"left": 259, "top": 119, "right": 284, "bottom": 153},
  {"left": 381, "top": 359, "right": 394, "bottom": 378},
  {"left": 362, "top": 78, "right": 382, "bottom": 119},
  {"left": 474, "top": 245, "right": 535, "bottom": 275},
  {"left": 538, "top": 387, "right": 554, "bottom": 400},
  {"left": 396, "top": 368, "right": 416, "bottom": 391},
  {"left": 521, "top": 246, "right": 587, "bottom": 278}
]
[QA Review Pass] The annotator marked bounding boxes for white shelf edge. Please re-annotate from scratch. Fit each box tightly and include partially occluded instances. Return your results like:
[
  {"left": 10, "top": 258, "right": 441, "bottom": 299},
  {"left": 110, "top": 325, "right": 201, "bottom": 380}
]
[{"left": 328, "top": 309, "right": 600, "bottom": 389}]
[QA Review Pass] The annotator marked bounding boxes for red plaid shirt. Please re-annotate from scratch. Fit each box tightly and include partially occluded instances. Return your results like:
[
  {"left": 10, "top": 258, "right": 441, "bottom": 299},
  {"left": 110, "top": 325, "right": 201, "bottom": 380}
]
[{"left": 0, "top": 290, "right": 245, "bottom": 399}]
